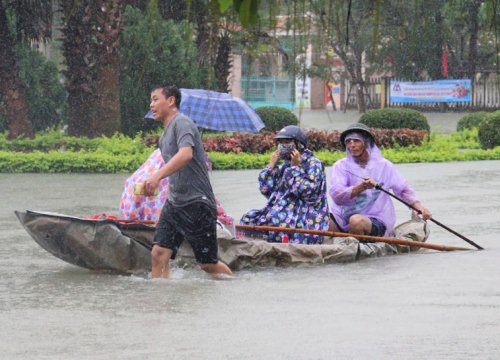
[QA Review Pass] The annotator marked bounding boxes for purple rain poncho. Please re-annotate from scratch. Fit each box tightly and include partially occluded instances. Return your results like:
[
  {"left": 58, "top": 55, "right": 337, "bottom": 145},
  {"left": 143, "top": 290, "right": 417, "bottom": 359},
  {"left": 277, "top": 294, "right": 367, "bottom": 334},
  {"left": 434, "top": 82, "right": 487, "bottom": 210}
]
[
  {"left": 329, "top": 138, "right": 419, "bottom": 237},
  {"left": 240, "top": 149, "right": 330, "bottom": 244}
]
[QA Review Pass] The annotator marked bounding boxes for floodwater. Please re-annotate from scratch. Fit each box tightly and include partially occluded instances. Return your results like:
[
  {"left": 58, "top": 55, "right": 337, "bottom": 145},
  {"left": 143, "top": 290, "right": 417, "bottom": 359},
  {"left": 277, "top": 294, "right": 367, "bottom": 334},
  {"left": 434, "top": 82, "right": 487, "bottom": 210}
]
[{"left": 1, "top": 160, "right": 499, "bottom": 359}]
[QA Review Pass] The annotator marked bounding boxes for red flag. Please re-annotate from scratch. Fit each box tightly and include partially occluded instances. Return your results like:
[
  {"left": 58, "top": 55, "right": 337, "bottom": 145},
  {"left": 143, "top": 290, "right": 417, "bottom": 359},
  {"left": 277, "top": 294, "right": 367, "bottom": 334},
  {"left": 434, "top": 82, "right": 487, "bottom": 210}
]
[{"left": 442, "top": 46, "right": 448, "bottom": 78}]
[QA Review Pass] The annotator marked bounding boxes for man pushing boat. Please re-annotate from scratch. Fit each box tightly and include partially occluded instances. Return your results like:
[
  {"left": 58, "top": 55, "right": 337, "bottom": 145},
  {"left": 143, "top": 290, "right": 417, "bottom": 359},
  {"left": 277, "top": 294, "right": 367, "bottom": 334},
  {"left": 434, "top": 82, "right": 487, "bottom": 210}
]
[{"left": 143, "top": 84, "right": 232, "bottom": 278}]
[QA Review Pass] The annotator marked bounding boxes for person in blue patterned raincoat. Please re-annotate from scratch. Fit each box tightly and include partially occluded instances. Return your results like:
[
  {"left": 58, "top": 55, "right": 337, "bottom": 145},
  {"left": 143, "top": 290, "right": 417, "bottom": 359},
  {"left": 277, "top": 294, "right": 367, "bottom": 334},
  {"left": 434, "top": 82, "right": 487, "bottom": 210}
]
[{"left": 239, "top": 126, "right": 329, "bottom": 244}]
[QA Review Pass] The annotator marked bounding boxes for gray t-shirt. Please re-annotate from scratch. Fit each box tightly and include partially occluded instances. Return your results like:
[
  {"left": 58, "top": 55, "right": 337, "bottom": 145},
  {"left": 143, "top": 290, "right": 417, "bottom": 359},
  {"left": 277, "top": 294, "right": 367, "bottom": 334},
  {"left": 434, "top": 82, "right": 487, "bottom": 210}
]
[{"left": 158, "top": 113, "right": 216, "bottom": 209}]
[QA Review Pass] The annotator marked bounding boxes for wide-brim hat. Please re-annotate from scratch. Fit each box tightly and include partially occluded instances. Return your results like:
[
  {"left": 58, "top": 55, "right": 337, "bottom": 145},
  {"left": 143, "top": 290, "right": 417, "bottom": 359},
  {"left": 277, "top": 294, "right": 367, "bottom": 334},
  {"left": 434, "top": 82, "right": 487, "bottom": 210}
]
[{"left": 340, "top": 123, "right": 375, "bottom": 146}]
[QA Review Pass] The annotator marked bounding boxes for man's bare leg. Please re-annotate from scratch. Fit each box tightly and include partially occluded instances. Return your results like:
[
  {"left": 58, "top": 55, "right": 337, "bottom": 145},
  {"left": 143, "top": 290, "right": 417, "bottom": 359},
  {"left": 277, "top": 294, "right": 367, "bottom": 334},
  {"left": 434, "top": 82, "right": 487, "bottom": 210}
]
[
  {"left": 200, "top": 261, "right": 233, "bottom": 278},
  {"left": 151, "top": 245, "right": 173, "bottom": 278},
  {"left": 348, "top": 214, "right": 372, "bottom": 235}
]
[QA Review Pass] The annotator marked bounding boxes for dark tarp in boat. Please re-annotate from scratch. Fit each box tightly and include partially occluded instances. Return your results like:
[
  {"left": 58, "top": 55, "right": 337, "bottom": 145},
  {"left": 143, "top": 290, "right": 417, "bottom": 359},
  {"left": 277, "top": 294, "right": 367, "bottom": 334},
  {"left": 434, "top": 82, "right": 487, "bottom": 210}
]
[{"left": 15, "top": 210, "right": 429, "bottom": 274}]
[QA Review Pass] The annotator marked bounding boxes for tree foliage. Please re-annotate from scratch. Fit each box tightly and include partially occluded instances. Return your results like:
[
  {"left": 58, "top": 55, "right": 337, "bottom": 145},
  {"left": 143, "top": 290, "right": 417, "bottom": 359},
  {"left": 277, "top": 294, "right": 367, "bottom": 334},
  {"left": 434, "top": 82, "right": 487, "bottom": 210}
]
[
  {"left": 0, "top": 0, "right": 53, "bottom": 138},
  {"left": 16, "top": 46, "right": 65, "bottom": 132},
  {"left": 218, "top": 0, "right": 261, "bottom": 27},
  {"left": 378, "top": 0, "right": 446, "bottom": 80},
  {"left": 310, "top": 0, "right": 381, "bottom": 112},
  {"left": 119, "top": 2, "right": 201, "bottom": 135},
  {"left": 3, "top": 0, "right": 500, "bottom": 138}
]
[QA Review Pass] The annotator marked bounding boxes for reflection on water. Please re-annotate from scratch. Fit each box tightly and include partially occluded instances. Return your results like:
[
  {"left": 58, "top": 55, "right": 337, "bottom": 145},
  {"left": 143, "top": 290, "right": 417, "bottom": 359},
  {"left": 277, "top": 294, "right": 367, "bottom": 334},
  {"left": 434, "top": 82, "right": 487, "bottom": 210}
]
[{"left": 1, "top": 161, "right": 500, "bottom": 359}]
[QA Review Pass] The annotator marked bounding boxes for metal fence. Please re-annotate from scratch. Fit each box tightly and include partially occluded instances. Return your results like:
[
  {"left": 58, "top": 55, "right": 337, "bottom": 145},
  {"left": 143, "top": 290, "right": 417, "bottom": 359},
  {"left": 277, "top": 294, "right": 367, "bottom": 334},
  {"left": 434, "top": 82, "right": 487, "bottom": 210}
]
[
  {"left": 240, "top": 74, "right": 499, "bottom": 111},
  {"left": 343, "top": 74, "right": 500, "bottom": 111},
  {"left": 240, "top": 76, "right": 295, "bottom": 110},
  {"left": 472, "top": 75, "right": 500, "bottom": 109}
]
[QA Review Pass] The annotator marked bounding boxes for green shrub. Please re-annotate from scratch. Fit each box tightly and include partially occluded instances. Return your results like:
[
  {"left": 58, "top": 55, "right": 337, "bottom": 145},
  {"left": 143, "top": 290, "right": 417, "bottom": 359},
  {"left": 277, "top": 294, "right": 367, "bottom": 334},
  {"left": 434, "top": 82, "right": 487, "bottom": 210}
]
[
  {"left": 18, "top": 46, "right": 66, "bottom": 132},
  {"left": 255, "top": 106, "right": 298, "bottom": 132},
  {"left": 208, "top": 152, "right": 271, "bottom": 170},
  {"left": 2, "top": 132, "right": 500, "bottom": 172},
  {"left": 0, "top": 128, "right": 426, "bottom": 155},
  {"left": 449, "top": 128, "right": 481, "bottom": 149},
  {"left": 0, "top": 115, "right": 5, "bottom": 133},
  {"left": 478, "top": 110, "right": 500, "bottom": 149},
  {"left": 456, "top": 112, "right": 488, "bottom": 131},
  {"left": 120, "top": 4, "right": 202, "bottom": 136},
  {"left": 0, "top": 130, "right": 152, "bottom": 155},
  {"left": 0, "top": 46, "right": 65, "bottom": 134},
  {"left": 359, "top": 108, "right": 430, "bottom": 133},
  {"left": 0, "top": 151, "right": 148, "bottom": 173}
]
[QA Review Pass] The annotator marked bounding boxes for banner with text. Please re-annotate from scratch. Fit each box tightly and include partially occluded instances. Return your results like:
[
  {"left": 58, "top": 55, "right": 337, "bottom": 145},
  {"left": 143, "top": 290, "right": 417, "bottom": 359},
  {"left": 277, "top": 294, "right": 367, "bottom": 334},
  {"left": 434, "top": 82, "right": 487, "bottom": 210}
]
[{"left": 390, "top": 79, "right": 471, "bottom": 103}]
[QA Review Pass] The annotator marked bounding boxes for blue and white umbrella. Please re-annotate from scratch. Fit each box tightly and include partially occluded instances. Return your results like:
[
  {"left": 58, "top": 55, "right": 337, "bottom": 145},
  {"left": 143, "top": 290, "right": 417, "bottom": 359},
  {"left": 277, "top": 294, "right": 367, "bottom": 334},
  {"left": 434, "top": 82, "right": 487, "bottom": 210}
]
[{"left": 145, "top": 88, "right": 265, "bottom": 133}]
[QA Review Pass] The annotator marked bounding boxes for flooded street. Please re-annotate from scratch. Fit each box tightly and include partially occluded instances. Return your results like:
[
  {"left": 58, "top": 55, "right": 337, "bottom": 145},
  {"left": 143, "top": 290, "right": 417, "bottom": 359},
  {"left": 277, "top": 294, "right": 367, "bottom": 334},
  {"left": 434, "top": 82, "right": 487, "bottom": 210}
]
[{"left": 1, "top": 161, "right": 499, "bottom": 359}]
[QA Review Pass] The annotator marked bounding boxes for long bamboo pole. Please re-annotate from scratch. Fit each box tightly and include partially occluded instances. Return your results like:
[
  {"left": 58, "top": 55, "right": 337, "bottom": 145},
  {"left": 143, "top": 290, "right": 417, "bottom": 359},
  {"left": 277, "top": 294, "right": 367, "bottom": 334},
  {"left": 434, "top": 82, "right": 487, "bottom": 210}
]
[
  {"left": 118, "top": 219, "right": 470, "bottom": 251},
  {"left": 235, "top": 224, "right": 470, "bottom": 252},
  {"left": 117, "top": 219, "right": 156, "bottom": 225},
  {"left": 374, "top": 184, "right": 484, "bottom": 250},
  {"left": 343, "top": 169, "right": 483, "bottom": 250}
]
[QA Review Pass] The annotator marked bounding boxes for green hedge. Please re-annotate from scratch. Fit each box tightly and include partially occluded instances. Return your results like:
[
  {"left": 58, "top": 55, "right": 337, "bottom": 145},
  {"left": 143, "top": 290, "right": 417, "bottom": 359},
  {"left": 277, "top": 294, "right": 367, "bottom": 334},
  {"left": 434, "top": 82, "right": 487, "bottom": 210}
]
[
  {"left": 0, "top": 151, "right": 148, "bottom": 173},
  {"left": 255, "top": 106, "right": 298, "bottom": 132},
  {"left": 457, "top": 112, "right": 488, "bottom": 131},
  {"left": 0, "top": 131, "right": 151, "bottom": 155},
  {"left": 478, "top": 110, "right": 500, "bottom": 149},
  {"left": 208, "top": 133, "right": 500, "bottom": 168},
  {"left": 1, "top": 128, "right": 499, "bottom": 172},
  {"left": 359, "top": 108, "right": 430, "bottom": 132}
]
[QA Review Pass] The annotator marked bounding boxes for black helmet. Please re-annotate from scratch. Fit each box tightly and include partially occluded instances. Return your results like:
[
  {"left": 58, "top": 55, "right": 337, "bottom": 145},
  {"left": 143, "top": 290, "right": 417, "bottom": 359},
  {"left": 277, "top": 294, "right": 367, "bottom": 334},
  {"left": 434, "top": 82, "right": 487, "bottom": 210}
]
[
  {"left": 274, "top": 125, "right": 307, "bottom": 146},
  {"left": 340, "top": 123, "right": 375, "bottom": 146}
]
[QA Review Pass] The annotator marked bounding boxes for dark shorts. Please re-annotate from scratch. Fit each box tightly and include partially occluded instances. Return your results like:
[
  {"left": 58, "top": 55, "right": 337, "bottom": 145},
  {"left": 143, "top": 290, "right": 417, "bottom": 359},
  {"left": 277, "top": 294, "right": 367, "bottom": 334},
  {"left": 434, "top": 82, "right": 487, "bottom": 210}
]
[
  {"left": 368, "top": 217, "right": 386, "bottom": 237},
  {"left": 329, "top": 213, "right": 386, "bottom": 237},
  {"left": 153, "top": 201, "right": 219, "bottom": 264}
]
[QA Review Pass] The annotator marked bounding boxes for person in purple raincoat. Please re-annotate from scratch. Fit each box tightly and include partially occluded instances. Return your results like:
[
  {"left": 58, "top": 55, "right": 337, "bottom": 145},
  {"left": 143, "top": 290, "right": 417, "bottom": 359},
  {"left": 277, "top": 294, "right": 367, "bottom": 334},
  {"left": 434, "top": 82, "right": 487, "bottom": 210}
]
[
  {"left": 329, "top": 123, "right": 431, "bottom": 237},
  {"left": 240, "top": 126, "right": 330, "bottom": 244}
]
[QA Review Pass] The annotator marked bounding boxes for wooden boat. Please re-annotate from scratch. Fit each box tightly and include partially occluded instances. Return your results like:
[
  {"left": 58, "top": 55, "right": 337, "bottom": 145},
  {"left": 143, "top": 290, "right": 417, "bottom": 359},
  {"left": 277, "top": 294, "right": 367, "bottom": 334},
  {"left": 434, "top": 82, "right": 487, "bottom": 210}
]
[{"left": 15, "top": 210, "right": 430, "bottom": 275}]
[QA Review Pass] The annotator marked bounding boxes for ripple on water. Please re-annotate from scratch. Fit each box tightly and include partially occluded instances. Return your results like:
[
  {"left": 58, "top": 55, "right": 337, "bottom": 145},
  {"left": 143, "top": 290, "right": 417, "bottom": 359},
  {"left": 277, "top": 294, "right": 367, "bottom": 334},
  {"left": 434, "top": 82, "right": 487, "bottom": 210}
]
[{"left": 2, "top": 163, "right": 500, "bottom": 359}]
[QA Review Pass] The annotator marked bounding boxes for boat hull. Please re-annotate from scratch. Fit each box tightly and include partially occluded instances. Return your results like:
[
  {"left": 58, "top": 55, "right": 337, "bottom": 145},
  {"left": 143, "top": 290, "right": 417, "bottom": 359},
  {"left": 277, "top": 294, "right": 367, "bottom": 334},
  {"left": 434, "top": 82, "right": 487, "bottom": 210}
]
[
  {"left": 15, "top": 210, "right": 429, "bottom": 274},
  {"left": 15, "top": 211, "right": 152, "bottom": 274}
]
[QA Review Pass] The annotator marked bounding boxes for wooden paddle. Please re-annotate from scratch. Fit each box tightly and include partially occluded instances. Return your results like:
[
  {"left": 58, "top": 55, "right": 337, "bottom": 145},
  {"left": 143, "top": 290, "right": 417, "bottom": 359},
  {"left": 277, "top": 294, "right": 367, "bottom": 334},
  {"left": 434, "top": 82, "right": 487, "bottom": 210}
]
[{"left": 235, "top": 224, "right": 470, "bottom": 252}]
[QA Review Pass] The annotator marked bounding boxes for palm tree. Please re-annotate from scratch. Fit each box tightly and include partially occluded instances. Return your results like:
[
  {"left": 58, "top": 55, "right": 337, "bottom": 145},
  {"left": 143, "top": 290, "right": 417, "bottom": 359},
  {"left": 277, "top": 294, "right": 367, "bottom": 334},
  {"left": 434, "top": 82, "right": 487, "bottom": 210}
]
[
  {"left": 61, "top": 0, "right": 123, "bottom": 137},
  {"left": 194, "top": 1, "right": 243, "bottom": 92},
  {"left": 0, "top": 0, "right": 52, "bottom": 139},
  {"left": 91, "top": 0, "right": 123, "bottom": 136}
]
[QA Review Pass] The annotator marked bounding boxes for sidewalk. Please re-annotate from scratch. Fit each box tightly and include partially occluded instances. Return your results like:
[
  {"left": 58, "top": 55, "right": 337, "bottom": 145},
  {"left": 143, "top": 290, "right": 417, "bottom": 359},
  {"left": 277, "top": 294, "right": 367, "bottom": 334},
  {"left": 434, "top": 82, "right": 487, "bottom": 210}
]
[{"left": 292, "top": 109, "right": 467, "bottom": 134}]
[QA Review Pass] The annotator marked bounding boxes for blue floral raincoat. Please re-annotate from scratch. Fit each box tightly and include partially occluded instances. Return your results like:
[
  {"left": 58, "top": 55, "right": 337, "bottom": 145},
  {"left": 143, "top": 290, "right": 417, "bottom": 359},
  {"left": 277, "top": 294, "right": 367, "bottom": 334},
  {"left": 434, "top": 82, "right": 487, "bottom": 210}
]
[{"left": 240, "top": 149, "right": 330, "bottom": 244}]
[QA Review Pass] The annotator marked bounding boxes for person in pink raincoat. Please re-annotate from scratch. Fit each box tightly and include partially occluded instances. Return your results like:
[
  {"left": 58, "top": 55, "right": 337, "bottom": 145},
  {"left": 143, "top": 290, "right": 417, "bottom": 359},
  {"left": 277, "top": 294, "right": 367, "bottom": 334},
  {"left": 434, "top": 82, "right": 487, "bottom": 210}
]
[
  {"left": 119, "top": 150, "right": 234, "bottom": 227},
  {"left": 119, "top": 149, "right": 168, "bottom": 222},
  {"left": 329, "top": 123, "right": 431, "bottom": 237}
]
